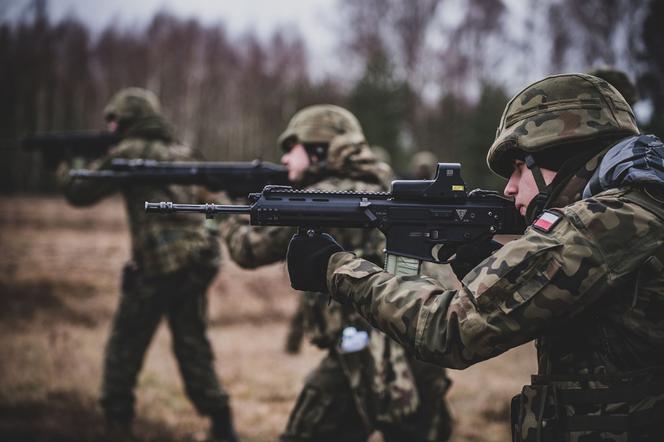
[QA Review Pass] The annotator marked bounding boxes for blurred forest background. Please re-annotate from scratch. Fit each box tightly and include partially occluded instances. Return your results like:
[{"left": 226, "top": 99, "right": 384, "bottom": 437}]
[{"left": 1, "top": 0, "right": 663, "bottom": 192}]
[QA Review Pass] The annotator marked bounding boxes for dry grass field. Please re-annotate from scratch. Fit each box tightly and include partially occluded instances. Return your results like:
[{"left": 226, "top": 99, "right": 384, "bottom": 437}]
[{"left": 0, "top": 196, "right": 537, "bottom": 442}]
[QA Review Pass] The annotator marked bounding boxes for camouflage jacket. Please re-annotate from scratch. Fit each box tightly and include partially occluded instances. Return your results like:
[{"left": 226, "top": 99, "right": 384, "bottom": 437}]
[
  {"left": 222, "top": 137, "right": 431, "bottom": 425},
  {"left": 327, "top": 135, "right": 664, "bottom": 439},
  {"left": 223, "top": 173, "right": 386, "bottom": 344},
  {"left": 222, "top": 134, "right": 392, "bottom": 344},
  {"left": 59, "top": 125, "right": 219, "bottom": 277}
]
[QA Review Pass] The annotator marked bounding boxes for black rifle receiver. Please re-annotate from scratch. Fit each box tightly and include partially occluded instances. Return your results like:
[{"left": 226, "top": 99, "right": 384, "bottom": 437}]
[
  {"left": 70, "top": 159, "right": 289, "bottom": 197},
  {"left": 146, "top": 163, "right": 524, "bottom": 267}
]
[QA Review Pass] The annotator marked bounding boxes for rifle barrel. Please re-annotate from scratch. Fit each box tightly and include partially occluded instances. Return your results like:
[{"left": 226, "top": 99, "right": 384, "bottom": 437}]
[{"left": 145, "top": 201, "right": 251, "bottom": 215}]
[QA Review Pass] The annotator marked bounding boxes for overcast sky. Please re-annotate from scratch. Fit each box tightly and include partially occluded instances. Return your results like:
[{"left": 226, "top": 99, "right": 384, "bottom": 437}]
[
  {"left": 4, "top": 0, "right": 650, "bottom": 119},
  {"left": 4, "top": 0, "right": 340, "bottom": 77}
]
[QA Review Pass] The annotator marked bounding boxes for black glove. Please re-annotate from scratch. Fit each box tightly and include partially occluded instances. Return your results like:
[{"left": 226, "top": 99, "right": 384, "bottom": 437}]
[
  {"left": 450, "top": 239, "right": 502, "bottom": 280},
  {"left": 287, "top": 230, "right": 343, "bottom": 292}
]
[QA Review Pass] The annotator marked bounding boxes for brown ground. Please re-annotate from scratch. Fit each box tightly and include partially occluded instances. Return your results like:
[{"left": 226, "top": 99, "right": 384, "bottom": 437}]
[{"left": 0, "top": 196, "right": 537, "bottom": 442}]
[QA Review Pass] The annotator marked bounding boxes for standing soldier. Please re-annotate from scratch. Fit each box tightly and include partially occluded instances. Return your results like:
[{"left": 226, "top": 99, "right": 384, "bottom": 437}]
[
  {"left": 57, "top": 88, "right": 238, "bottom": 442},
  {"left": 287, "top": 74, "right": 664, "bottom": 440},
  {"left": 222, "top": 105, "right": 453, "bottom": 442}
]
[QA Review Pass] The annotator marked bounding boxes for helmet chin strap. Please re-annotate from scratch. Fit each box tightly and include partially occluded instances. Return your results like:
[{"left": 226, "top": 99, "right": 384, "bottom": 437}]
[
  {"left": 524, "top": 154, "right": 551, "bottom": 224},
  {"left": 525, "top": 154, "right": 547, "bottom": 190}
]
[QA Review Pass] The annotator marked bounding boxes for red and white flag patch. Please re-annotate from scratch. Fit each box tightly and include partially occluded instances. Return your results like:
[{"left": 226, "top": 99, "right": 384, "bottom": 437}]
[{"left": 532, "top": 210, "right": 562, "bottom": 233}]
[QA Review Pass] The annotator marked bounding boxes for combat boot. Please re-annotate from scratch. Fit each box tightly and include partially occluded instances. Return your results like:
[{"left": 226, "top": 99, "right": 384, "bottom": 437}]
[{"left": 209, "top": 406, "right": 239, "bottom": 442}]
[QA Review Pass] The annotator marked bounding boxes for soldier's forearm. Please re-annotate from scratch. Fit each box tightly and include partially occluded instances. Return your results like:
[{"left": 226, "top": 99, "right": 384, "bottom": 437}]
[
  {"left": 327, "top": 252, "right": 513, "bottom": 369},
  {"left": 223, "top": 222, "right": 294, "bottom": 269},
  {"left": 59, "top": 155, "right": 119, "bottom": 206},
  {"left": 327, "top": 252, "right": 459, "bottom": 364}
]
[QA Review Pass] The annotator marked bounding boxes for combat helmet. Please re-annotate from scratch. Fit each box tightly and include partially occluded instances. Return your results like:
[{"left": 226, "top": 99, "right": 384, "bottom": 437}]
[
  {"left": 279, "top": 104, "right": 392, "bottom": 185},
  {"left": 277, "top": 104, "right": 364, "bottom": 156},
  {"left": 104, "top": 87, "right": 161, "bottom": 125},
  {"left": 487, "top": 73, "right": 639, "bottom": 179}
]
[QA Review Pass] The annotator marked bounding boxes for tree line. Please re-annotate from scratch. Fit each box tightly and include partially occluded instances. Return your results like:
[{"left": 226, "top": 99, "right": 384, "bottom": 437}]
[{"left": 1, "top": 0, "right": 661, "bottom": 193}]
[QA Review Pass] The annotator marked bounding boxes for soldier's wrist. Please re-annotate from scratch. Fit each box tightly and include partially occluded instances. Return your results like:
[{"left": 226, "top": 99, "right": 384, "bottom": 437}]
[{"left": 326, "top": 251, "right": 357, "bottom": 303}]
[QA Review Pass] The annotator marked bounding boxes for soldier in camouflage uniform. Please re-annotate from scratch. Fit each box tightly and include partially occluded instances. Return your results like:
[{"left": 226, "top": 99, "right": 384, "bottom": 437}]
[
  {"left": 287, "top": 74, "right": 664, "bottom": 441},
  {"left": 222, "top": 105, "right": 453, "bottom": 442},
  {"left": 58, "top": 88, "right": 237, "bottom": 441}
]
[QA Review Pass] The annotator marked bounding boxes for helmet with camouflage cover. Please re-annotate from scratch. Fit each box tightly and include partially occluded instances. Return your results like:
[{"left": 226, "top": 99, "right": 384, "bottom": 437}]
[
  {"left": 277, "top": 104, "right": 364, "bottom": 151},
  {"left": 103, "top": 87, "right": 161, "bottom": 125},
  {"left": 487, "top": 73, "right": 639, "bottom": 179},
  {"left": 587, "top": 67, "right": 638, "bottom": 106},
  {"left": 280, "top": 104, "right": 392, "bottom": 186},
  {"left": 103, "top": 87, "right": 175, "bottom": 141}
]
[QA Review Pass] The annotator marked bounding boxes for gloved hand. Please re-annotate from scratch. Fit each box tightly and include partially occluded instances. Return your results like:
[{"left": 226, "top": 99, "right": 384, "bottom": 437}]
[
  {"left": 287, "top": 230, "right": 344, "bottom": 292},
  {"left": 450, "top": 239, "right": 502, "bottom": 280}
]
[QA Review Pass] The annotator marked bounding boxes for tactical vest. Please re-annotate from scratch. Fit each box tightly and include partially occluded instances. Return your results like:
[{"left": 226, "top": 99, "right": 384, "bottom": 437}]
[{"left": 511, "top": 187, "right": 664, "bottom": 442}]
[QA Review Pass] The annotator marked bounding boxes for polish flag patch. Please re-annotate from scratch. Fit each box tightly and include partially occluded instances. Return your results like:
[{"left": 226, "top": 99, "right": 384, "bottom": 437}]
[{"left": 532, "top": 211, "right": 562, "bottom": 233}]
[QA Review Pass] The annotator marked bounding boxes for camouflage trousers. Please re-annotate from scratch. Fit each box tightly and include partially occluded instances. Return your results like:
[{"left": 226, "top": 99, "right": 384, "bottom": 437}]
[
  {"left": 280, "top": 350, "right": 453, "bottom": 442},
  {"left": 100, "top": 261, "right": 229, "bottom": 423}
]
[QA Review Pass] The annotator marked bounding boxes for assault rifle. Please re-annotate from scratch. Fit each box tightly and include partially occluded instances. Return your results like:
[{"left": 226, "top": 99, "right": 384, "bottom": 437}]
[
  {"left": 22, "top": 131, "right": 120, "bottom": 166},
  {"left": 70, "top": 159, "right": 289, "bottom": 198},
  {"left": 145, "top": 163, "right": 525, "bottom": 275}
]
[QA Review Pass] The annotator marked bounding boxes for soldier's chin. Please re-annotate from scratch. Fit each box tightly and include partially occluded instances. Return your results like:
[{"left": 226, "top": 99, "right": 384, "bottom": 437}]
[{"left": 518, "top": 205, "right": 526, "bottom": 217}]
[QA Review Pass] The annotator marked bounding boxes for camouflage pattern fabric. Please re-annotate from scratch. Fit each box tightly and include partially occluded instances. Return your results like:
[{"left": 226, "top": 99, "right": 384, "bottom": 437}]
[
  {"left": 290, "top": 346, "right": 450, "bottom": 442},
  {"left": 420, "top": 262, "right": 459, "bottom": 291},
  {"left": 324, "top": 132, "right": 394, "bottom": 185},
  {"left": 277, "top": 104, "right": 363, "bottom": 149},
  {"left": 222, "top": 134, "right": 452, "bottom": 441},
  {"left": 487, "top": 73, "right": 639, "bottom": 179},
  {"left": 103, "top": 87, "right": 178, "bottom": 141},
  {"left": 298, "top": 132, "right": 394, "bottom": 188},
  {"left": 279, "top": 353, "right": 371, "bottom": 442},
  {"left": 101, "top": 260, "right": 228, "bottom": 423},
  {"left": 59, "top": 121, "right": 216, "bottom": 278},
  {"left": 327, "top": 142, "right": 664, "bottom": 440},
  {"left": 104, "top": 87, "right": 161, "bottom": 123},
  {"left": 512, "top": 366, "right": 664, "bottom": 442},
  {"left": 58, "top": 88, "right": 229, "bottom": 424},
  {"left": 381, "top": 356, "right": 453, "bottom": 442}
]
